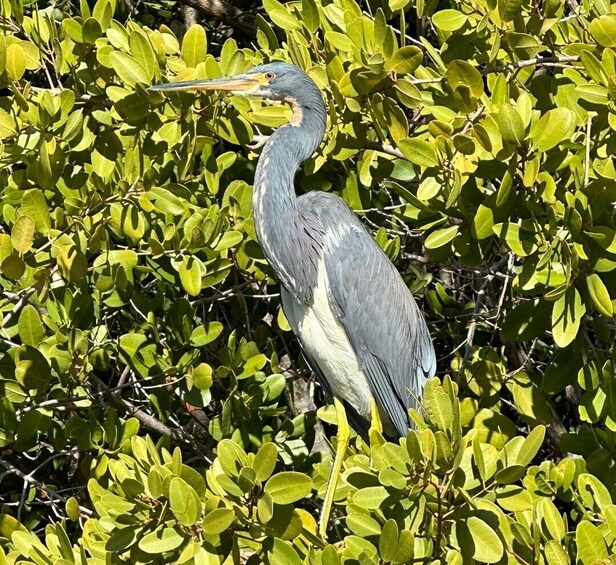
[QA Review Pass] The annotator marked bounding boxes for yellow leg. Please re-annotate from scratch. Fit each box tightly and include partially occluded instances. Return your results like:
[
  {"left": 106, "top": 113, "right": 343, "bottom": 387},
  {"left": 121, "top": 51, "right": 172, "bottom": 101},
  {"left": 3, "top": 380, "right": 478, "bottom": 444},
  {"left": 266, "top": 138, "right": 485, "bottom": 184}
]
[
  {"left": 369, "top": 397, "right": 382, "bottom": 434},
  {"left": 319, "top": 397, "right": 350, "bottom": 538}
]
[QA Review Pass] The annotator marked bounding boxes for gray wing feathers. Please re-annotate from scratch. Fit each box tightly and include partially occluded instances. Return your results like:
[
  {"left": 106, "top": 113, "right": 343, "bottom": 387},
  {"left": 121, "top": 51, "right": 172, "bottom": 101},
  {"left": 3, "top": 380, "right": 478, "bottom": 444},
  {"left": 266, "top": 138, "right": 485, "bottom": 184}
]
[{"left": 300, "top": 192, "right": 435, "bottom": 437}]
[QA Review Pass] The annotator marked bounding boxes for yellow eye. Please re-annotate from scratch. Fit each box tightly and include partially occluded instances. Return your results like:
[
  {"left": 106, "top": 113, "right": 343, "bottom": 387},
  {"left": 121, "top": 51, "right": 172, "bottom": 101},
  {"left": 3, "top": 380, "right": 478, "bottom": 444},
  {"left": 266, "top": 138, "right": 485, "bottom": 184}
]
[{"left": 265, "top": 72, "right": 276, "bottom": 81}]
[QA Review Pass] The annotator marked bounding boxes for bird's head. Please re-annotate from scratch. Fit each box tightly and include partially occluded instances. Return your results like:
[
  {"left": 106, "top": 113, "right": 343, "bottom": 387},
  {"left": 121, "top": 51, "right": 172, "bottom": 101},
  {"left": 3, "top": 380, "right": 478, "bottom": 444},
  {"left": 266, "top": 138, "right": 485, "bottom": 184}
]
[{"left": 150, "top": 62, "right": 320, "bottom": 107}]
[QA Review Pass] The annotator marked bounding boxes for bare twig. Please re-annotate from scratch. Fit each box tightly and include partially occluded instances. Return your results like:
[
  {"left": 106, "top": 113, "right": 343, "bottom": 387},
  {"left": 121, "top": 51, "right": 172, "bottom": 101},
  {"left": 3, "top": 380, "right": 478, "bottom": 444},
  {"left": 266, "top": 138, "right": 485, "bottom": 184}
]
[
  {"left": 88, "top": 374, "right": 215, "bottom": 463},
  {"left": 584, "top": 114, "right": 592, "bottom": 186},
  {"left": 176, "top": 0, "right": 256, "bottom": 35},
  {"left": 489, "top": 55, "right": 579, "bottom": 74},
  {"left": 458, "top": 254, "right": 512, "bottom": 380},
  {"left": 0, "top": 458, "right": 93, "bottom": 518}
]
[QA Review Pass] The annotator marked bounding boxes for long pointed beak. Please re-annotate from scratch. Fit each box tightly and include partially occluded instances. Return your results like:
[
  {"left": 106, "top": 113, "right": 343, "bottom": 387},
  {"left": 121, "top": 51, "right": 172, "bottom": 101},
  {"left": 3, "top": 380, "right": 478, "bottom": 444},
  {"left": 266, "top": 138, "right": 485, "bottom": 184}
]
[{"left": 149, "top": 74, "right": 261, "bottom": 93}]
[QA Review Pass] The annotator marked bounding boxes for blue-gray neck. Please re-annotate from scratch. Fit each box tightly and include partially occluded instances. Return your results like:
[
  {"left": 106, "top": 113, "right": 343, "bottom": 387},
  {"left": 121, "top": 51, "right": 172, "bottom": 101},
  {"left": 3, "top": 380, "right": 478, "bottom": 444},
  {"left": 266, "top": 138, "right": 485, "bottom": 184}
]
[{"left": 252, "top": 90, "right": 327, "bottom": 303}]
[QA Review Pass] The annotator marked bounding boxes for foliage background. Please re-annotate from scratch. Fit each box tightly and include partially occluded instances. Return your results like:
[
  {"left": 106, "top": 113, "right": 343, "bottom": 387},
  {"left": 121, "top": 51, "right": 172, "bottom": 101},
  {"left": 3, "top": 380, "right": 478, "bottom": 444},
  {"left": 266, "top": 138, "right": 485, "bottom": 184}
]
[{"left": 1, "top": 0, "right": 616, "bottom": 562}]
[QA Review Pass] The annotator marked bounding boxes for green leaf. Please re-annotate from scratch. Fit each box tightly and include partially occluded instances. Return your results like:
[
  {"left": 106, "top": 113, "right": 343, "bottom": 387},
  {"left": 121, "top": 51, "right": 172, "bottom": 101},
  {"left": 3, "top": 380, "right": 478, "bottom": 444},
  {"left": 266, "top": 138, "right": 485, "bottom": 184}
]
[
  {"left": 445, "top": 60, "right": 483, "bottom": 99},
  {"left": 202, "top": 508, "right": 234, "bottom": 535},
  {"left": 0, "top": 108, "right": 17, "bottom": 138},
  {"left": 18, "top": 304, "right": 44, "bottom": 346},
  {"left": 326, "top": 31, "right": 355, "bottom": 53},
  {"left": 586, "top": 273, "right": 613, "bottom": 317},
  {"left": 109, "top": 51, "right": 150, "bottom": 87},
  {"left": 301, "top": 0, "right": 320, "bottom": 33},
  {"left": 181, "top": 25, "right": 207, "bottom": 67},
  {"left": 544, "top": 540, "right": 569, "bottom": 564},
  {"left": 423, "top": 378, "right": 453, "bottom": 432},
  {"left": 457, "top": 516, "right": 504, "bottom": 563},
  {"left": 473, "top": 205, "right": 495, "bottom": 240},
  {"left": 495, "top": 485, "right": 533, "bottom": 511},
  {"left": 347, "top": 513, "right": 382, "bottom": 537},
  {"left": 138, "top": 527, "right": 185, "bottom": 554},
  {"left": 398, "top": 138, "right": 439, "bottom": 167},
  {"left": 253, "top": 442, "right": 278, "bottom": 482},
  {"left": 432, "top": 9, "right": 467, "bottom": 31},
  {"left": 353, "top": 486, "right": 389, "bottom": 509},
  {"left": 21, "top": 189, "right": 51, "bottom": 234},
  {"left": 379, "top": 519, "right": 399, "bottom": 561},
  {"left": 169, "top": 477, "right": 202, "bottom": 526},
  {"left": 498, "top": 0, "right": 526, "bottom": 22},
  {"left": 14, "top": 345, "right": 51, "bottom": 391},
  {"left": 179, "top": 256, "right": 204, "bottom": 296},
  {"left": 537, "top": 498, "right": 565, "bottom": 540},
  {"left": 65, "top": 497, "right": 81, "bottom": 521},
  {"left": 192, "top": 363, "right": 213, "bottom": 390},
  {"left": 264, "top": 472, "right": 312, "bottom": 504},
  {"left": 213, "top": 230, "right": 243, "bottom": 251},
  {"left": 496, "top": 104, "right": 525, "bottom": 145},
  {"left": 149, "top": 187, "right": 187, "bottom": 215},
  {"left": 551, "top": 287, "right": 584, "bottom": 348},
  {"left": 578, "top": 473, "right": 612, "bottom": 512},
  {"left": 130, "top": 29, "right": 157, "bottom": 80},
  {"left": 267, "top": 538, "right": 302, "bottom": 565},
  {"left": 385, "top": 46, "right": 423, "bottom": 74},
  {"left": 424, "top": 226, "right": 459, "bottom": 250},
  {"left": 5, "top": 43, "right": 26, "bottom": 80},
  {"left": 579, "top": 50, "right": 608, "bottom": 85},
  {"left": 11, "top": 215, "right": 35, "bottom": 255},
  {"left": 57, "top": 246, "right": 88, "bottom": 283},
  {"left": 529, "top": 108, "right": 575, "bottom": 151},
  {"left": 190, "top": 322, "right": 223, "bottom": 346},
  {"left": 589, "top": 14, "right": 616, "bottom": 48},
  {"left": 517, "top": 425, "right": 545, "bottom": 465},
  {"left": 576, "top": 521, "right": 608, "bottom": 563}
]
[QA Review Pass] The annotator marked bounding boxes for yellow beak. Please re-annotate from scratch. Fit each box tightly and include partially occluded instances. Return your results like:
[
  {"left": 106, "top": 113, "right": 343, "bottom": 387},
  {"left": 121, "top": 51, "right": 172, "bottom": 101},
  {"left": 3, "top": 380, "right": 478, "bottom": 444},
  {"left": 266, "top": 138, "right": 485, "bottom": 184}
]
[{"left": 149, "top": 74, "right": 263, "bottom": 93}]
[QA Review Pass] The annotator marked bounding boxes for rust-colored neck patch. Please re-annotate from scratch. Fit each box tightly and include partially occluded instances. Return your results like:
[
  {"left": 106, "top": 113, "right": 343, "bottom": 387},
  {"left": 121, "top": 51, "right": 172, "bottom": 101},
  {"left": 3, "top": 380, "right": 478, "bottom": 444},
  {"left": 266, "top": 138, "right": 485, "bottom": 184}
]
[{"left": 284, "top": 96, "right": 303, "bottom": 126}]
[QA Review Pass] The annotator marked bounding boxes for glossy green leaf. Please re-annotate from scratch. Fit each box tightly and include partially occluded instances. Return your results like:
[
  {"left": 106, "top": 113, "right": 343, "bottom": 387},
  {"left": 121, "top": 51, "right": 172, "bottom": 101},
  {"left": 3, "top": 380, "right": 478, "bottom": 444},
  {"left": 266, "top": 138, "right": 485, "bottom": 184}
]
[
  {"left": 432, "top": 9, "right": 467, "bottom": 31},
  {"left": 109, "top": 51, "right": 150, "bottom": 86},
  {"left": 264, "top": 472, "right": 312, "bottom": 504},
  {"left": 17, "top": 304, "right": 44, "bottom": 346},
  {"left": 551, "top": 287, "right": 584, "bottom": 348},
  {"left": 181, "top": 25, "right": 207, "bottom": 67}
]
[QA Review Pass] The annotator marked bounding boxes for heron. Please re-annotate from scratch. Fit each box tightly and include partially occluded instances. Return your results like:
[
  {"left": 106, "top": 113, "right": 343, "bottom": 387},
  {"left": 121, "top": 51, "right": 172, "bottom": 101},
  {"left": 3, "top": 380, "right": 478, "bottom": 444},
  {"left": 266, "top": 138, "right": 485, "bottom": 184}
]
[{"left": 150, "top": 62, "right": 436, "bottom": 536}]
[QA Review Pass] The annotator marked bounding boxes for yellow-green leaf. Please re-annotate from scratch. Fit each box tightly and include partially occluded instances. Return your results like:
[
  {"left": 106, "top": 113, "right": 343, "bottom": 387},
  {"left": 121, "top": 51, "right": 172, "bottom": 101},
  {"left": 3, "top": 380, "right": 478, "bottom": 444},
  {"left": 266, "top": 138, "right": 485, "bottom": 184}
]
[
  {"left": 497, "top": 104, "right": 525, "bottom": 145},
  {"left": 424, "top": 226, "right": 459, "bottom": 250},
  {"left": 432, "top": 9, "right": 467, "bottom": 31},
  {"left": 529, "top": 108, "right": 575, "bottom": 151},
  {"left": 589, "top": 14, "right": 616, "bottom": 48},
  {"left": 18, "top": 304, "right": 44, "bottom": 346},
  {"left": 0, "top": 108, "right": 17, "bottom": 138},
  {"left": 21, "top": 189, "right": 51, "bottom": 234},
  {"left": 264, "top": 472, "right": 312, "bottom": 504},
  {"left": 11, "top": 215, "right": 35, "bottom": 255},
  {"left": 109, "top": 51, "right": 150, "bottom": 87},
  {"left": 398, "top": 138, "right": 438, "bottom": 167},
  {"left": 179, "top": 256, "right": 204, "bottom": 296},
  {"left": 181, "top": 25, "right": 207, "bottom": 67},
  {"left": 587, "top": 273, "right": 613, "bottom": 317},
  {"left": 551, "top": 287, "right": 584, "bottom": 348},
  {"left": 6, "top": 43, "right": 26, "bottom": 80}
]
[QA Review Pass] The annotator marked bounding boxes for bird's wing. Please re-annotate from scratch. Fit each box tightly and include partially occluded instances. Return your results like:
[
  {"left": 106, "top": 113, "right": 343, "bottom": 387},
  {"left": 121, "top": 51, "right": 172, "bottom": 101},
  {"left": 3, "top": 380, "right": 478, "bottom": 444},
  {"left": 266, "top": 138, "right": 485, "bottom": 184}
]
[
  {"left": 302, "top": 194, "right": 436, "bottom": 437},
  {"left": 281, "top": 288, "right": 371, "bottom": 441}
]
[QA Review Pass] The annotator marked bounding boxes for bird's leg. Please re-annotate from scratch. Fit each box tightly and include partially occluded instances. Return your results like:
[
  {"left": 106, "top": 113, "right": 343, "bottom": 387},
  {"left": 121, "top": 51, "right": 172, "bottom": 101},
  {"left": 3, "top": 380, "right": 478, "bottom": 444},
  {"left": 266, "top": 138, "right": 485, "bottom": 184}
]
[
  {"left": 369, "top": 397, "right": 383, "bottom": 436},
  {"left": 318, "top": 397, "right": 350, "bottom": 538}
]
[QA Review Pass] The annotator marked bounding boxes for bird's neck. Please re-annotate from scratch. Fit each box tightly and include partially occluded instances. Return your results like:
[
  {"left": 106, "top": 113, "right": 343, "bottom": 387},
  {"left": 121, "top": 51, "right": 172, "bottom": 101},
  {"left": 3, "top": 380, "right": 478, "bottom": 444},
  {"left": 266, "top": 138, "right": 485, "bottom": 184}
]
[{"left": 252, "top": 103, "right": 326, "bottom": 302}]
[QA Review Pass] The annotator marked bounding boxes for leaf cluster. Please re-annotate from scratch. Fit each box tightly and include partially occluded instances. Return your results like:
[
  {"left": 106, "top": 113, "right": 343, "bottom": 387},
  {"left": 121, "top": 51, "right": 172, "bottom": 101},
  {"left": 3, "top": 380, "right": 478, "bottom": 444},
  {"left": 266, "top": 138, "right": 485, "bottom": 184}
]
[{"left": 1, "top": 0, "right": 616, "bottom": 562}]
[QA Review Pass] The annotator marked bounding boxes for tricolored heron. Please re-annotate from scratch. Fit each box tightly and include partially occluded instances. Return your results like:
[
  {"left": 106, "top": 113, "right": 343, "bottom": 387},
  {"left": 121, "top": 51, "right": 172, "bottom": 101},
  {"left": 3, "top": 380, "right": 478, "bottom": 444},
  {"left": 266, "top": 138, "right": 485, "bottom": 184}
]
[{"left": 151, "top": 62, "right": 436, "bottom": 535}]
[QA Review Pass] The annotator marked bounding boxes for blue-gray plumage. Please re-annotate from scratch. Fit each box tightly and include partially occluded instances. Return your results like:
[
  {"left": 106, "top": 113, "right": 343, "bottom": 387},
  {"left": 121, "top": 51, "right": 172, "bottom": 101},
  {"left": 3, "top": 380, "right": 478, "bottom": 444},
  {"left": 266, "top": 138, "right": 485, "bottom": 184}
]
[{"left": 150, "top": 62, "right": 436, "bottom": 440}]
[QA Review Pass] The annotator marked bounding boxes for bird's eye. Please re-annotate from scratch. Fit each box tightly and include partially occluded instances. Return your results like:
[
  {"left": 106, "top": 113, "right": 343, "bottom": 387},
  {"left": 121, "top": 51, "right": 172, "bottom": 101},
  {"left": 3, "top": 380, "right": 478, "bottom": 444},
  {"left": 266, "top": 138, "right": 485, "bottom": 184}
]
[{"left": 265, "top": 72, "right": 276, "bottom": 81}]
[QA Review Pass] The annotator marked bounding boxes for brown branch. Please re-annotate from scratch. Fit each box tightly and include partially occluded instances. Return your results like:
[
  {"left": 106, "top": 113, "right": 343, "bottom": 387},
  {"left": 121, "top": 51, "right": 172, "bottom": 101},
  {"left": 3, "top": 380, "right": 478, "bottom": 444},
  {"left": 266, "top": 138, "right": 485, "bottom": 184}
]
[
  {"left": 88, "top": 374, "right": 215, "bottom": 463},
  {"left": 177, "top": 0, "right": 256, "bottom": 36}
]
